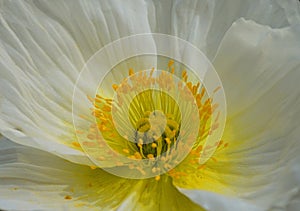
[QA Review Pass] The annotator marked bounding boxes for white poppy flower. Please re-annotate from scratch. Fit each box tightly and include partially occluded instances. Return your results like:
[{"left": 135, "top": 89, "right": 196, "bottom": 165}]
[{"left": 0, "top": 0, "right": 300, "bottom": 211}]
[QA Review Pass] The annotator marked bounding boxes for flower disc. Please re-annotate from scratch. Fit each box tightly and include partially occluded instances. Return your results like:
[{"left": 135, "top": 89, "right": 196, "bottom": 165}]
[{"left": 72, "top": 34, "right": 226, "bottom": 179}]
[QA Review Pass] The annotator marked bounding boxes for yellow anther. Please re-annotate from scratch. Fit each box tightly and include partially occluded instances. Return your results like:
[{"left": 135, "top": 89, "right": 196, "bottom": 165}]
[
  {"left": 97, "top": 117, "right": 106, "bottom": 123},
  {"left": 122, "top": 148, "right": 130, "bottom": 154},
  {"left": 98, "top": 124, "right": 109, "bottom": 132},
  {"left": 147, "top": 154, "right": 154, "bottom": 159},
  {"left": 155, "top": 175, "right": 161, "bottom": 181},
  {"left": 64, "top": 195, "right": 72, "bottom": 200},
  {"left": 183, "top": 75, "right": 188, "bottom": 82},
  {"left": 165, "top": 138, "right": 171, "bottom": 144},
  {"left": 90, "top": 166, "right": 97, "bottom": 170},
  {"left": 186, "top": 82, "right": 193, "bottom": 91},
  {"left": 197, "top": 165, "right": 206, "bottom": 170},
  {"left": 92, "top": 111, "right": 101, "bottom": 118},
  {"left": 138, "top": 138, "right": 143, "bottom": 144},
  {"left": 182, "top": 70, "right": 187, "bottom": 78},
  {"left": 95, "top": 94, "right": 102, "bottom": 99},
  {"left": 200, "top": 88, "right": 205, "bottom": 98},
  {"left": 112, "top": 84, "right": 118, "bottom": 91},
  {"left": 134, "top": 152, "right": 142, "bottom": 159},
  {"left": 192, "top": 85, "right": 198, "bottom": 95},
  {"left": 72, "top": 142, "right": 81, "bottom": 148},
  {"left": 94, "top": 97, "right": 103, "bottom": 104},
  {"left": 102, "top": 105, "right": 111, "bottom": 112},
  {"left": 168, "top": 60, "right": 174, "bottom": 68},
  {"left": 129, "top": 68, "right": 134, "bottom": 76},
  {"left": 151, "top": 143, "right": 157, "bottom": 148},
  {"left": 196, "top": 94, "right": 202, "bottom": 107}
]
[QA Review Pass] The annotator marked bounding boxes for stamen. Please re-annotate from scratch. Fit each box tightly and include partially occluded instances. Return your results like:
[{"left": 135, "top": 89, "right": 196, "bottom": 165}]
[
  {"left": 129, "top": 68, "right": 134, "bottom": 76},
  {"left": 122, "top": 149, "right": 130, "bottom": 154},
  {"left": 151, "top": 143, "right": 157, "bottom": 148},
  {"left": 168, "top": 60, "right": 174, "bottom": 68}
]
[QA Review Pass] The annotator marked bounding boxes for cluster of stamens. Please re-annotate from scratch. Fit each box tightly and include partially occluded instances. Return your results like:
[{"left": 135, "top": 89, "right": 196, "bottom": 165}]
[{"left": 73, "top": 60, "right": 227, "bottom": 180}]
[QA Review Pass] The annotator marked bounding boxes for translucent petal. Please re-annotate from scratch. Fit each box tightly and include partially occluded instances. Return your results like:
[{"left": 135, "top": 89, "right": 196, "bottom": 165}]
[
  {"left": 0, "top": 137, "right": 203, "bottom": 210},
  {"left": 149, "top": 0, "right": 299, "bottom": 59},
  {"left": 178, "top": 18, "right": 300, "bottom": 209},
  {"left": 0, "top": 0, "right": 152, "bottom": 164}
]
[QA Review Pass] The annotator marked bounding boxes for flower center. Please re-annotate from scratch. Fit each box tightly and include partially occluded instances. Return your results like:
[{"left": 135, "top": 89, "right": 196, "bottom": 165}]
[
  {"left": 96, "top": 70, "right": 188, "bottom": 161},
  {"left": 74, "top": 60, "right": 224, "bottom": 179}
]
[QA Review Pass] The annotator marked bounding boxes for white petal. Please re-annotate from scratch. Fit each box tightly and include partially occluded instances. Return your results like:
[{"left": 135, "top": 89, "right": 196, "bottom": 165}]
[
  {"left": 209, "top": 19, "right": 300, "bottom": 208},
  {"left": 0, "top": 1, "right": 152, "bottom": 165},
  {"left": 33, "top": 0, "right": 153, "bottom": 60},
  {"left": 150, "top": 0, "right": 299, "bottom": 59},
  {"left": 174, "top": 17, "right": 300, "bottom": 210},
  {"left": 213, "top": 18, "right": 300, "bottom": 117},
  {"left": 0, "top": 137, "right": 206, "bottom": 211},
  {"left": 205, "top": 0, "right": 300, "bottom": 59},
  {"left": 178, "top": 189, "right": 264, "bottom": 211},
  {"left": 0, "top": 137, "right": 143, "bottom": 210}
]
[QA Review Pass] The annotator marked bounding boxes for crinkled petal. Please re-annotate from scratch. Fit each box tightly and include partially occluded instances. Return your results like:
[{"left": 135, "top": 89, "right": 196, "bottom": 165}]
[
  {"left": 149, "top": 0, "right": 299, "bottom": 59},
  {"left": 0, "top": 137, "right": 203, "bottom": 211},
  {"left": 0, "top": 0, "right": 152, "bottom": 165},
  {"left": 33, "top": 0, "right": 153, "bottom": 60},
  {"left": 0, "top": 137, "right": 131, "bottom": 210},
  {"left": 177, "top": 18, "right": 300, "bottom": 209}
]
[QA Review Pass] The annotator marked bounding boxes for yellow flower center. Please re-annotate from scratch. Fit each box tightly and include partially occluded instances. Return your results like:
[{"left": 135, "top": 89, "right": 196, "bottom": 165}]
[{"left": 74, "top": 60, "right": 226, "bottom": 180}]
